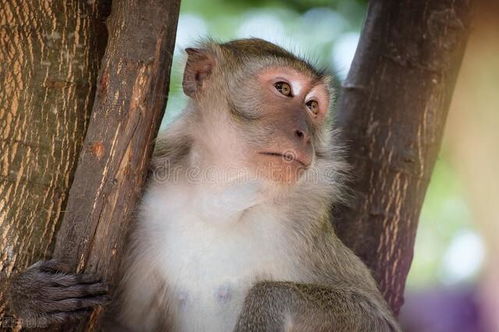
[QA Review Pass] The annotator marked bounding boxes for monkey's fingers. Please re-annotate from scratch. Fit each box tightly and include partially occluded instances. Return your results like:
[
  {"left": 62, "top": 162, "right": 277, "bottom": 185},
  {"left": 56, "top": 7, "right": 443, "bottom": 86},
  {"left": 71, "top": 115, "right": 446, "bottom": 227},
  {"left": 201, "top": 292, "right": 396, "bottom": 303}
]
[
  {"left": 40, "top": 308, "right": 93, "bottom": 326},
  {"left": 42, "top": 295, "right": 111, "bottom": 313},
  {"left": 49, "top": 272, "right": 102, "bottom": 287},
  {"left": 48, "top": 282, "right": 109, "bottom": 300},
  {"left": 37, "top": 259, "right": 73, "bottom": 273},
  {"left": 36, "top": 260, "right": 102, "bottom": 285}
]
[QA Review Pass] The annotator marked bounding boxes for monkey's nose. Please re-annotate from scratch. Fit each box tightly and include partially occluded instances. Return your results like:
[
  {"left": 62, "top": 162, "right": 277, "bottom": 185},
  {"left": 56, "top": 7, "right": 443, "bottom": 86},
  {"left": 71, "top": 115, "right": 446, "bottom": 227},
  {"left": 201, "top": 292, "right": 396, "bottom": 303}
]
[{"left": 294, "top": 129, "right": 310, "bottom": 144}]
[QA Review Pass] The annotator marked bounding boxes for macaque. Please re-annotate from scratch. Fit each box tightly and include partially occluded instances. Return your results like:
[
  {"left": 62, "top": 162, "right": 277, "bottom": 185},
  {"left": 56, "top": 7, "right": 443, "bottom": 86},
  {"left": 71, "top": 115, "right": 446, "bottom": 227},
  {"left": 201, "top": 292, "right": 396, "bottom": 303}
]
[{"left": 8, "top": 38, "right": 400, "bottom": 331}]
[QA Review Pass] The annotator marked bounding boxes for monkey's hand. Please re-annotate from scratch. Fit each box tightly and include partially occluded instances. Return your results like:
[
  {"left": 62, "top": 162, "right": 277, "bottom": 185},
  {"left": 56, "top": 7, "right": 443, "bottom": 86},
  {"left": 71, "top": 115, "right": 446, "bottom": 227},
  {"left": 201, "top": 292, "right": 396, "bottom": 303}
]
[
  {"left": 234, "top": 281, "right": 400, "bottom": 332},
  {"left": 7, "top": 259, "right": 109, "bottom": 328}
]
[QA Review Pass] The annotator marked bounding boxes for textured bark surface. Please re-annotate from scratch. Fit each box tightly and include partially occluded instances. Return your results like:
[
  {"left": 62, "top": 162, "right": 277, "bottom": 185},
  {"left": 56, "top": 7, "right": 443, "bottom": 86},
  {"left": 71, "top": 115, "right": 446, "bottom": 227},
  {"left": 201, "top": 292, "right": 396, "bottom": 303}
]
[
  {"left": 0, "top": 0, "right": 109, "bottom": 323},
  {"left": 51, "top": 0, "right": 180, "bottom": 329},
  {"left": 333, "top": 0, "right": 473, "bottom": 315}
]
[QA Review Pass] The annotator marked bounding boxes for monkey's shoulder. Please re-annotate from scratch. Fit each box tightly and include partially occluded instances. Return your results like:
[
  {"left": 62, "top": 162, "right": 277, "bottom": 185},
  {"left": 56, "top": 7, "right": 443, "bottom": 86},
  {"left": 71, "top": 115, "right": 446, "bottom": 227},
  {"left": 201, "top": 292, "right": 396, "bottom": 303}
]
[{"left": 150, "top": 129, "right": 193, "bottom": 173}]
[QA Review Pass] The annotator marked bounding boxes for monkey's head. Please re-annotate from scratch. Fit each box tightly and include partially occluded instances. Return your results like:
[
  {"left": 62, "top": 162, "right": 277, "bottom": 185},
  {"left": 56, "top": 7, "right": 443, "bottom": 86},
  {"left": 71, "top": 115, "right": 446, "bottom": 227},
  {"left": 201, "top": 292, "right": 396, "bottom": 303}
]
[{"left": 182, "top": 38, "right": 333, "bottom": 186}]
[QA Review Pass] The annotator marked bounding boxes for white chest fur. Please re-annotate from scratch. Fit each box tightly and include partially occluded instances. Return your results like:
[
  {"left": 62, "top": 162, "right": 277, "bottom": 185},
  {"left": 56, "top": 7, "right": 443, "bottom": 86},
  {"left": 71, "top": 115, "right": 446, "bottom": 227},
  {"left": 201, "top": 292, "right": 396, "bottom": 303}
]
[{"left": 126, "top": 181, "right": 300, "bottom": 332}]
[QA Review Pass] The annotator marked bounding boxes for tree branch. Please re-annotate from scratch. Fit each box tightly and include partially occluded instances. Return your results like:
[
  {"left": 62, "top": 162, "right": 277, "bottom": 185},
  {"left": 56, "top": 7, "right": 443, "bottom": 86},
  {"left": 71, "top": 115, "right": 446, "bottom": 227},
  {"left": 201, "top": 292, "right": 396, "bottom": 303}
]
[
  {"left": 52, "top": 0, "right": 181, "bottom": 329},
  {"left": 333, "top": 0, "right": 473, "bottom": 315}
]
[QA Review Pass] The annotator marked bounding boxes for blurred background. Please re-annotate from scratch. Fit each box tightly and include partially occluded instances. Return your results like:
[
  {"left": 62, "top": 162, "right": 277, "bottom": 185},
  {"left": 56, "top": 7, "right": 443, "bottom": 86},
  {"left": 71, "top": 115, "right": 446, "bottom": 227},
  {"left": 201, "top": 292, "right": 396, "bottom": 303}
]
[{"left": 163, "top": 1, "right": 499, "bottom": 331}]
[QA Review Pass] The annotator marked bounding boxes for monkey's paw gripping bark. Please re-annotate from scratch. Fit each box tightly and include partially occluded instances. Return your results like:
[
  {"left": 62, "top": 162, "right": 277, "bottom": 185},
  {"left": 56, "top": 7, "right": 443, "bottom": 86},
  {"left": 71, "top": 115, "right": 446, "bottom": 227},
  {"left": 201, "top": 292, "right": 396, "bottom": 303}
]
[{"left": 7, "top": 259, "right": 110, "bottom": 328}]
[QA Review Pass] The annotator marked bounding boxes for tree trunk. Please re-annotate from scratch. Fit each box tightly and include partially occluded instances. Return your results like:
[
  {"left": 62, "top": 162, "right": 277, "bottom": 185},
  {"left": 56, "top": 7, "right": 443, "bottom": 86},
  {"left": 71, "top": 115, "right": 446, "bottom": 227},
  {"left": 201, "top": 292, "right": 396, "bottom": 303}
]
[
  {"left": 0, "top": 0, "right": 109, "bottom": 324},
  {"left": 51, "top": 0, "right": 181, "bottom": 329},
  {"left": 333, "top": 0, "right": 473, "bottom": 315}
]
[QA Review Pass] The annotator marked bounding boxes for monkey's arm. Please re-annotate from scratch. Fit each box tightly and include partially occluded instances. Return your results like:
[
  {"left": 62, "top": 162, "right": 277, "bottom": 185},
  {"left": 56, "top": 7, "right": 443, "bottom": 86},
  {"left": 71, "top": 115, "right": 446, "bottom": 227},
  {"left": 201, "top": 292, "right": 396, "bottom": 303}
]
[
  {"left": 6, "top": 260, "right": 109, "bottom": 328},
  {"left": 234, "top": 281, "right": 400, "bottom": 332}
]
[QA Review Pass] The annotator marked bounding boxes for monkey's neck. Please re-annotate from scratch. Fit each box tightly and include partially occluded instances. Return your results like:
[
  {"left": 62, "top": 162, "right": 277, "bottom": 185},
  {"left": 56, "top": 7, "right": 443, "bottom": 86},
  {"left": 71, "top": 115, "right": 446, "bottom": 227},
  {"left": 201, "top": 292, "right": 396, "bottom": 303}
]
[{"left": 155, "top": 112, "right": 338, "bottom": 228}]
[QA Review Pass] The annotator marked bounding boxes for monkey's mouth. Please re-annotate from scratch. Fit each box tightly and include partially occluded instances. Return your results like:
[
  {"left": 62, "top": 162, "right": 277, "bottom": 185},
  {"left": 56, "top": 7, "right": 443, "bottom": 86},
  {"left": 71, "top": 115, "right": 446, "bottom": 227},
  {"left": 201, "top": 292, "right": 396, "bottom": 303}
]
[{"left": 259, "top": 152, "right": 309, "bottom": 168}]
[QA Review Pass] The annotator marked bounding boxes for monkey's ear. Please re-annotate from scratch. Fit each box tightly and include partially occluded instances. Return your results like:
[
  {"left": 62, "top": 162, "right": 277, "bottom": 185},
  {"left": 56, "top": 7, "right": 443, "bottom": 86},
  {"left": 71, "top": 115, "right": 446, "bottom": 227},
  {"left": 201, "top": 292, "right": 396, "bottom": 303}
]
[{"left": 183, "top": 48, "right": 215, "bottom": 98}]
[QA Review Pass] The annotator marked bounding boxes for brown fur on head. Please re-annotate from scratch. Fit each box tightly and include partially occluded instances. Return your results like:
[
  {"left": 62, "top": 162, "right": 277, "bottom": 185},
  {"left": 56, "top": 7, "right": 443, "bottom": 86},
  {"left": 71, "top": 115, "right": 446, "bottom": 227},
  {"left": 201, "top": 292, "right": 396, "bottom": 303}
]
[{"left": 181, "top": 38, "right": 334, "bottom": 186}]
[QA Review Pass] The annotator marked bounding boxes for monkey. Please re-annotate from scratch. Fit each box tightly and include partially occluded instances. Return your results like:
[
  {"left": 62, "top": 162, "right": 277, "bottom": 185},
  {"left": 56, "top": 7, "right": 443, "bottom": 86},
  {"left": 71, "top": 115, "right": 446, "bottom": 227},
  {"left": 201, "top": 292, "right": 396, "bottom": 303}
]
[{"left": 7, "top": 38, "right": 400, "bottom": 331}]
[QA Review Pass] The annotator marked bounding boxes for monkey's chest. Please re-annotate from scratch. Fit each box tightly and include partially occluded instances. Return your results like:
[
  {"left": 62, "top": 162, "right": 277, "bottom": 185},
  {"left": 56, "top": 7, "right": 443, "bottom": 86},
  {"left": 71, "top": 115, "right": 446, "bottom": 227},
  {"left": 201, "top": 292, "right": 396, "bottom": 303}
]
[{"left": 157, "top": 210, "right": 297, "bottom": 332}]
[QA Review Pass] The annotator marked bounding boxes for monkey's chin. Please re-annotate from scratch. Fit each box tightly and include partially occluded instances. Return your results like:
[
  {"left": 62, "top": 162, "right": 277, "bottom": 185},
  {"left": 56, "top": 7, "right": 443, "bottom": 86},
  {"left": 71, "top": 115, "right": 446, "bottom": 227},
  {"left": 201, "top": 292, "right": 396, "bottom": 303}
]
[
  {"left": 249, "top": 154, "right": 309, "bottom": 186},
  {"left": 256, "top": 163, "right": 307, "bottom": 186}
]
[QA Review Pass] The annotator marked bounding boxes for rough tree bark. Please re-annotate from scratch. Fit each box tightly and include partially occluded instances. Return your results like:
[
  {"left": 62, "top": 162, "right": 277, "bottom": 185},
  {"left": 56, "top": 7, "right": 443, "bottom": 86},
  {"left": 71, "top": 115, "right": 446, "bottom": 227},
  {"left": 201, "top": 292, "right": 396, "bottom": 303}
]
[
  {"left": 0, "top": 0, "right": 110, "bottom": 325},
  {"left": 51, "top": 0, "right": 181, "bottom": 329},
  {"left": 333, "top": 0, "right": 473, "bottom": 315}
]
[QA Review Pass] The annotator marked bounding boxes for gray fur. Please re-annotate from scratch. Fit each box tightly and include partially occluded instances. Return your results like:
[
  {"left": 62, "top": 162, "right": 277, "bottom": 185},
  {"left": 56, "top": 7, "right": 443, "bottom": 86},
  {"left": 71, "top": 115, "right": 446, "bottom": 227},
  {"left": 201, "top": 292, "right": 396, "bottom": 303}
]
[
  {"left": 7, "top": 39, "right": 400, "bottom": 332},
  {"left": 117, "top": 39, "right": 399, "bottom": 331}
]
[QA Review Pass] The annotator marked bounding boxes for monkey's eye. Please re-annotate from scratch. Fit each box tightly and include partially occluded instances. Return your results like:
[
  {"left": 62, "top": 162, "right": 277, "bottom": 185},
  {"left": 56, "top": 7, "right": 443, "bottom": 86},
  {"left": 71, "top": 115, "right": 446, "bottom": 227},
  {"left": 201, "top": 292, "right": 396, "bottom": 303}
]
[
  {"left": 306, "top": 100, "right": 319, "bottom": 115},
  {"left": 274, "top": 81, "right": 292, "bottom": 97}
]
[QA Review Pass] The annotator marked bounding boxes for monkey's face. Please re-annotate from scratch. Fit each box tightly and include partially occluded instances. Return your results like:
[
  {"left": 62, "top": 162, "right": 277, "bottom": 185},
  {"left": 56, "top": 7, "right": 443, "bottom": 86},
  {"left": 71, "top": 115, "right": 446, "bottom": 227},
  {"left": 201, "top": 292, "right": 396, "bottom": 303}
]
[
  {"left": 182, "top": 41, "right": 331, "bottom": 187},
  {"left": 240, "top": 66, "right": 330, "bottom": 185}
]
